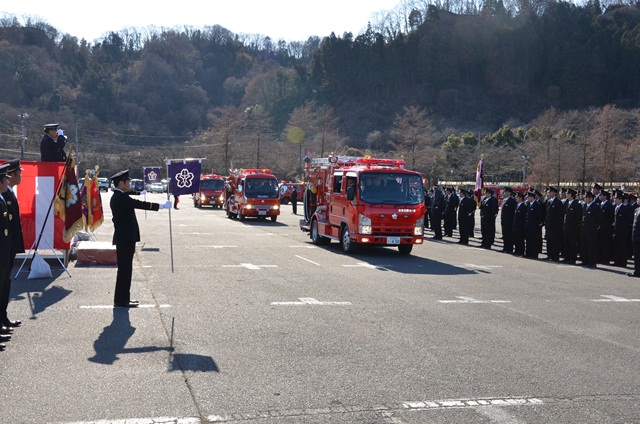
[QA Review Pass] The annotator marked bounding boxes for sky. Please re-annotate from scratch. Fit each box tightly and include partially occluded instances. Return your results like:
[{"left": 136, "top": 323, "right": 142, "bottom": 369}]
[{"left": 1, "top": 0, "right": 400, "bottom": 43}]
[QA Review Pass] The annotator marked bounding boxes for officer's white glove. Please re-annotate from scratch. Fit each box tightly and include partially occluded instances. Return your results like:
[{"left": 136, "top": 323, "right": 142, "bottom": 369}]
[
  {"left": 159, "top": 200, "right": 172, "bottom": 209},
  {"left": 140, "top": 190, "right": 147, "bottom": 195},
  {"left": 57, "top": 129, "right": 64, "bottom": 136}
]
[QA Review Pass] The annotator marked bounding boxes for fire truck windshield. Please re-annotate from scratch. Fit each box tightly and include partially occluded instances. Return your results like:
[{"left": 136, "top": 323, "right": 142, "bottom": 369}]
[
  {"left": 201, "top": 179, "right": 225, "bottom": 190},
  {"left": 245, "top": 178, "right": 278, "bottom": 198},
  {"left": 359, "top": 173, "right": 424, "bottom": 205}
]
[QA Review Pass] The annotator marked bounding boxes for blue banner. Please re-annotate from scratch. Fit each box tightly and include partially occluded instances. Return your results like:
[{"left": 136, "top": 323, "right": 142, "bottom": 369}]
[
  {"left": 144, "top": 167, "right": 162, "bottom": 185},
  {"left": 168, "top": 161, "right": 201, "bottom": 196}
]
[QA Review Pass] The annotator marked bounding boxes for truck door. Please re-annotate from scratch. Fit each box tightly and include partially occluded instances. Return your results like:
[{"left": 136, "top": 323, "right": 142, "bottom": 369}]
[{"left": 328, "top": 173, "right": 345, "bottom": 228}]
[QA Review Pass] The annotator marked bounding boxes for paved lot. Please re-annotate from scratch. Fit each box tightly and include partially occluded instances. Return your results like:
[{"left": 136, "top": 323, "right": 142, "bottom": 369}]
[{"left": 1, "top": 192, "right": 639, "bottom": 423}]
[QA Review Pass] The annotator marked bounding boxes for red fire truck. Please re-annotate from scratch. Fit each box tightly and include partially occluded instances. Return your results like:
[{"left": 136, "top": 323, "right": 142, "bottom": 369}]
[
  {"left": 279, "top": 181, "right": 305, "bottom": 204},
  {"left": 226, "top": 168, "right": 281, "bottom": 221},
  {"left": 300, "top": 155, "right": 426, "bottom": 254},
  {"left": 193, "top": 173, "right": 226, "bottom": 208}
]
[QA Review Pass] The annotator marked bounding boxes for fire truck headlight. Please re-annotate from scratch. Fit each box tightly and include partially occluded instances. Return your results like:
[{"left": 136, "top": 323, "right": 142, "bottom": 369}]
[
  {"left": 200, "top": 194, "right": 206, "bottom": 201},
  {"left": 359, "top": 214, "right": 372, "bottom": 235},
  {"left": 219, "top": 194, "right": 224, "bottom": 201},
  {"left": 245, "top": 204, "right": 253, "bottom": 210},
  {"left": 273, "top": 205, "right": 280, "bottom": 210},
  {"left": 414, "top": 217, "right": 424, "bottom": 236}
]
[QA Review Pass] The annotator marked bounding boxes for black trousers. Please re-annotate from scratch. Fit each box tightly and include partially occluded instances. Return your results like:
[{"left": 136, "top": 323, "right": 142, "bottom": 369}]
[
  {"left": 292, "top": 200, "right": 297, "bottom": 215},
  {"left": 563, "top": 230, "right": 579, "bottom": 263},
  {"left": 633, "top": 241, "right": 640, "bottom": 276},
  {"left": 581, "top": 233, "right": 598, "bottom": 267},
  {"left": 115, "top": 241, "right": 136, "bottom": 305},
  {"left": 502, "top": 224, "right": 513, "bottom": 253},
  {"left": 0, "top": 253, "right": 16, "bottom": 323}
]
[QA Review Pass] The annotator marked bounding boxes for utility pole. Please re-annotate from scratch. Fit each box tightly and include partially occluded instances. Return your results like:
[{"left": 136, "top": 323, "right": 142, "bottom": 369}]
[{"left": 18, "top": 113, "right": 29, "bottom": 159}]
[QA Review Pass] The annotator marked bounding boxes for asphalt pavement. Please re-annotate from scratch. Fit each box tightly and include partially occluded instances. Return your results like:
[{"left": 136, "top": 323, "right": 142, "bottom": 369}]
[{"left": 1, "top": 192, "right": 639, "bottom": 423}]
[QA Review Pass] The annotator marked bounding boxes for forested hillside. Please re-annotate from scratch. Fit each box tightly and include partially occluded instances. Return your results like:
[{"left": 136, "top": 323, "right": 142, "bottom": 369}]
[{"left": 1, "top": 0, "right": 640, "bottom": 187}]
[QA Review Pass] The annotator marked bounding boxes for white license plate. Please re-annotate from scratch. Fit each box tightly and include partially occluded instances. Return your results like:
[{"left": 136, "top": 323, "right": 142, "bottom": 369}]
[
  {"left": 387, "top": 237, "right": 400, "bottom": 245},
  {"left": 259, "top": 211, "right": 267, "bottom": 216}
]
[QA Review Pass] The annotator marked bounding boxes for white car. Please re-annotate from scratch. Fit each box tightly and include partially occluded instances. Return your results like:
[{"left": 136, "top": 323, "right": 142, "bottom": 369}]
[{"left": 148, "top": 183, "right": 164, "bottom": 193}]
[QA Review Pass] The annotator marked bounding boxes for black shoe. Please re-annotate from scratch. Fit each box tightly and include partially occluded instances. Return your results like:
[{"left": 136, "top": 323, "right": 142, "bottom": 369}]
[
  {"left": 0, "top": 326, "right": 12, "bottom": 335},
  {"left": 0, "top": 343, "right": 5, "bottom": 351},
  {"left": 114, "top": 302, "right": 139, "bottom": 308},
  {"left": 0, "top": 334, "right": 10, "bottom": 342},
  {"left": 626, "top": 273, "right": 640, "bottom": 278},
  {"left": 3, "top": 320, "right": 21, "bottom": 328}
]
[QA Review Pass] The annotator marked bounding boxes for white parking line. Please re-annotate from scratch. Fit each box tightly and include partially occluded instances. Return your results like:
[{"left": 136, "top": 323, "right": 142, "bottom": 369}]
[
  {"left": 592, "top": 295, "right": 640, "bottom": 302},
  {"left": 271, "top": 297, "right": 352, "bottom": 306},
  {"left": 295, "top": 255, "right": 321, "bottom": 266},
  {"left": 438, "top": 296, "right": 510, "bottom": 304},
  {"left": 222, "top": 263, "right": 278, "bottom": 270}
]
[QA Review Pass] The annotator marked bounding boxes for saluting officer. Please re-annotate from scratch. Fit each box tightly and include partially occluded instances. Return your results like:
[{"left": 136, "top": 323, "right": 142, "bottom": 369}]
[
  {"left": 0, "top": 160, "right": 24, "bottom": 330},
  {"left": 110, "top": 170, "right": 172, "bottom": 308},
  {"left": 39, "top": 123, "right": 67, "bottom": 162},
  {"left": 0, "top": 163, "right": 13, "bottom": 351},
  {"left": 562, "top": 188, "right": 582, "bottom": 264}
]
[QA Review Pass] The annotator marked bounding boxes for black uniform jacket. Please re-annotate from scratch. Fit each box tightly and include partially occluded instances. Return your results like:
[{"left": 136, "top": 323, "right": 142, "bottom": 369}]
[
  {"left": 2, "top": 188, "right": 24, "bottom": 256},
  {"left": 581, "top": 202, "right": 603, "bottom": 236},
  {"left": 564, "top": 198, "right": 583, "bottom": 234},
  {"left": 110, "top": 189, "right": 159, "bottom": 244}
]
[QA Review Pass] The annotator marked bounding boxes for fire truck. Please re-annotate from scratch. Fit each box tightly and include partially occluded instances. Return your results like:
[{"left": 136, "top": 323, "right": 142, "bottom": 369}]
[
  {"left": 193, "top": 173, "right": 226, "bottom": 208},
  {"left": 299, "top": 155, "right": 426, "bottom": 254},
  {"left": 225, "top": 168, "right": 280, "bottom": 221},
  {"left": 278, "top": 181, "right": 305, "bottom": 204}
]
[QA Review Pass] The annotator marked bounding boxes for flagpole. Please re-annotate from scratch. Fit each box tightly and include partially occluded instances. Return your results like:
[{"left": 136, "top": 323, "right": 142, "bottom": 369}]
[{"left": 166, "top": 159, "right": 174, "bottom": 273}]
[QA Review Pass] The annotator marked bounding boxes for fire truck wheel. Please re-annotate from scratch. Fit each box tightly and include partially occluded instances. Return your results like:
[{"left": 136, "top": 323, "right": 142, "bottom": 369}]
[
  {"left": 239, "top": 211, "right": 246, "bottom": 221},
  {"left": 270, "top": 216, "right": 277, "bottom": 222},
  {"left": 398, "top": 244, "right": 413, "bottom": 255},
  {"left": 340, "top": 225, "right": 358, "bottom": 253},
  {"left": 281, "top": 197, "right": 290, "bottom": 205},
  {"left": 311, "top": 219, "right": 330, "bottom": 245}
]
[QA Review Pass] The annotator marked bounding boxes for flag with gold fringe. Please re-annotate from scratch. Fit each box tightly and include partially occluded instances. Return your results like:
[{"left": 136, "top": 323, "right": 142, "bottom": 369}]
[
  {"left": 87, "top": 167, "right": 104, "bottom": 232},
  {"left": 54, "top": 150, "right": 84, "bottom": 243}
]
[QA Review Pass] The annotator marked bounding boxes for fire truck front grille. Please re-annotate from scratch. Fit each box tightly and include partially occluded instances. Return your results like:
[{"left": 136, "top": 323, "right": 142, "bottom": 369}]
[{"left": 372, "top": 224, "right": 414, "bottom": 237}]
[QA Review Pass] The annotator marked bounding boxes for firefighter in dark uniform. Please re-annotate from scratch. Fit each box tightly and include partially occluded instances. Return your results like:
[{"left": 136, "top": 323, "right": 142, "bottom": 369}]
[
  {"left": 430, "top": 187, "right": 445, "bottom": 240},
  {"left": 443, "top": 187, "right": 459, "bottom": 237},
  {"left": 457, "top": 188, "right": 474, "bottom": 245},
  {"left": 544, "top": 186, "right": 564, "bottom": 262},
  {"left": 597, "top": 190, "right": 615, "bottom": 264},
  {"left": 500, "top": 187, "right": 516, "bottom": 253},
  {"left": 580, "top": 191, "right": 602, "bottom": 268},
  {"left": 628, "top": 195, "right": 640, "bottom": 277},
  {"left": 512, "top": 191, "right": 527, "bottom": 256},
  {"left": 0, "top": 160, "right": 24, "bottom": 330},
  {"left": 0, "top": 163, "right": 13, "bottom": 350},
  {"left": 613, "top": 190, "right": 632, "bottom": 267},
  {"left": 110, "top": 170, "right": 172, "bottom": 307},
  {"left": 39, "top": 123, "right": 67, "bottom": 162},
  {"left": 291, "top": 186, "right": 298, "bottom": 215},
  {"left": 525, "top": 190, "right": 544, "bottom": 259},
  {"left": 480, "top": 187, "right": 499, "bottom": 249},
  {"left": 562, "top": 188, "right": 582, "bottom": 264}
]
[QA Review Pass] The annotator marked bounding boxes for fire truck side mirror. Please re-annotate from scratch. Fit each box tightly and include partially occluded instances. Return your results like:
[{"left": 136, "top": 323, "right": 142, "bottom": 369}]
[{"left": 346, "top": 185, "right": 356, "bottom": 201}]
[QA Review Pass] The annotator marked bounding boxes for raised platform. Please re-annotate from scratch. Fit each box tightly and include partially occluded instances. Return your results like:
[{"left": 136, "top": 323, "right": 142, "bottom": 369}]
[{"left": 76, "top": 241, "right": 117, "bottom": 266}]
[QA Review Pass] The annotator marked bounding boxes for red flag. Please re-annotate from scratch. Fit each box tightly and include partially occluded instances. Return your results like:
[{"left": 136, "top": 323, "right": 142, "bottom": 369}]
[
  {"left": 54, "top": 153, "right": 83, "bottom": 243},
  {"left": 88, "top": 173, "right": 104, "bottom": 232},
  {"left": 474, "top": 157, "right": 484, "bottom": 204}
]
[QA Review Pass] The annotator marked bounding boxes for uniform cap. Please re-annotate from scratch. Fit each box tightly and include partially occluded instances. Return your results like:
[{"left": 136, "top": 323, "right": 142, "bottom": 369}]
[
  {"left": 0, "top": 163, "right": 11, "bottom": 179},
  {"left": 547, "top": 186, "right": 558, "bottom": 193},
  {"left": 485, "top": 187, "right": 494, "bottom": 194},
  {"left": 593, "top": 183, "right": 603, "bottom": 190},
  {"left": 585, "top": 191, "right": 595, "bottom": 199},
  {"left": 502, "top": 186, "right": 513, "bottom": 193},
  {"left": 567, "top": 188, "right": 577, "bottom": 196},
  {"left": 110, "top": 170, "right": 131, "bottom": 184},
  {"left": 43, "top": 123, "right": 59, "bottom": 132},
  {"left": 6, "top": 159, "right": 22, "bottom": 173}
]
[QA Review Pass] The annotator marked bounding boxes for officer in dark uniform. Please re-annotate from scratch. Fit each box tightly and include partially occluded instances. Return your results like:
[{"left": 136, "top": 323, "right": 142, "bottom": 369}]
[
  {"left": 562, "top": 188, "right": 582, "bottom": 264},
  {"left": 580, "top": 191, "right": 602, "bottom": 268},
  {"left": 544, "top": 186, "right": 564, "bottom": 262},
  {"left": 511, "top": 191, "right": 527, "bottom": 256},
  {"left": 0, "top": 160, "right": 24, "bottom": 330},
  {"left": 39, "top": 123, "right": 67, "bottom": 162},
  {"left": 597, "top": 190, "right": 615, "bottom": 264},
  {"left": 525, "top": 190, "right": 544, "bottom": 258},
  {"left": 291, "top": 186, "right": 298, "bottom": 215},
  {"left": 430, "top": 187, "right": 445, "bottom": 240},
  {"left": 628, "top": 195, "right": 640, "bottom": 277},
  {"left": 443, "top": 187, "right": 459, "bottom": 237},
  {"left": 613, "top": 191, "right": 632, "bottom": 267},
  {"left": 0, "top": 163, "right": 13, "bottom": 351},
  {"left": 500, "top": 187, "right": 516, "bottom": 253},
  {"left": 457, "top": 188, "right": 475, "bottom": 245},
  {"left": 110, "top": 170, "right": 172, "bottom": 307},
  {"left": 480, "top": 187, "right": 499, "bottom": 249}
]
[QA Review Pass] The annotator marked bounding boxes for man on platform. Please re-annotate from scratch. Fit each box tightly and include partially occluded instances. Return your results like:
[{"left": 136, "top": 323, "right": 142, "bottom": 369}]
[
  {"left": 40, "top": 123, "right": 67, "bottom": 162},
  {"left": 110, "top": 170, "right": 172, "bottom": 308}
]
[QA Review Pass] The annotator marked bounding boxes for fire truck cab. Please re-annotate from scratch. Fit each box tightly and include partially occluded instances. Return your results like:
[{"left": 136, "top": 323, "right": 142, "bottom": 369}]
[
  {"left": 226, "top": 168, "right": 280, "bottom": 221},
  {"left": 193, "top": 173, "right": 226, "bottom": 208},
  {"left": 300, "top": 156, "right": 426, "bottom": 254}
]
